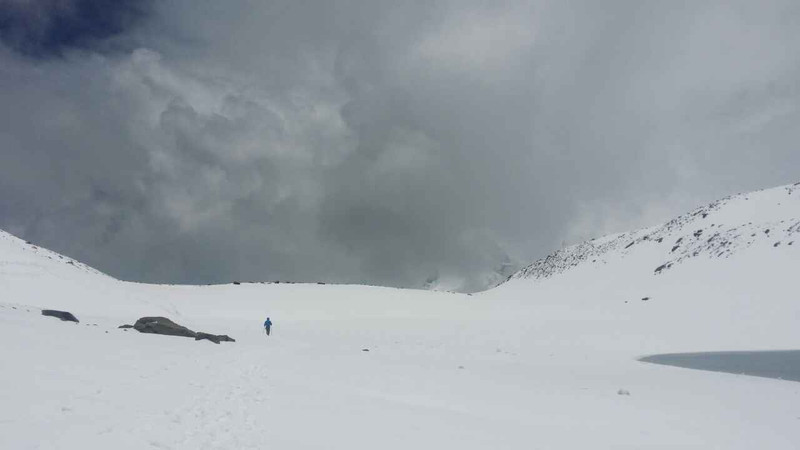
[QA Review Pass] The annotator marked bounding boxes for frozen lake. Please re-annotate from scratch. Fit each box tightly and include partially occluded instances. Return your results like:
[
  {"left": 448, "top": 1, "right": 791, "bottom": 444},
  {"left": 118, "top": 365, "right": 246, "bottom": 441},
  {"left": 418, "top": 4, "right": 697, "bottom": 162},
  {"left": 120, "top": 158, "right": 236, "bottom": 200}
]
[{"left": 640, "top": 350, "right": 800, "bottom": 382}]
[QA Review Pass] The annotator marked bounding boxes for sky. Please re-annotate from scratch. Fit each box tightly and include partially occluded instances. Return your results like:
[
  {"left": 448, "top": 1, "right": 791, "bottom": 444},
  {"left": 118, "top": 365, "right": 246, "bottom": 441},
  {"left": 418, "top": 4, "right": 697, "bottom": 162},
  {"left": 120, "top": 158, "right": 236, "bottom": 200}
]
[{"left": 1, "top": 0, "right": 799, "bottom": 291}]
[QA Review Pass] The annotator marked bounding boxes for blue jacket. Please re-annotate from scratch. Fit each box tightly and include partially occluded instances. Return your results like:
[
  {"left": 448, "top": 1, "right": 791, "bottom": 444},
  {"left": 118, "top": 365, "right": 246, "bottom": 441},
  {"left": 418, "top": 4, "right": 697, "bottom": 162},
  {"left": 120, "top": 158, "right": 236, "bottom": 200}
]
[{"left": 264, "top": 319, "right": 272, "bottom": 328}]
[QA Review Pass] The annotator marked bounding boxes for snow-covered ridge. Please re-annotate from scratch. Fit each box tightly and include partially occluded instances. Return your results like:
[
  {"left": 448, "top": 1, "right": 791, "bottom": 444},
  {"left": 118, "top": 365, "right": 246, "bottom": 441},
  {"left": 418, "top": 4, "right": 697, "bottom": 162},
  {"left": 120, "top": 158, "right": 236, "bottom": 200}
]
[
  {"left": 0, "top": 230, "right": 108, "bottom": 279},
  {"left": 508, "top": 182, "right": 800, "bottom": 283}
]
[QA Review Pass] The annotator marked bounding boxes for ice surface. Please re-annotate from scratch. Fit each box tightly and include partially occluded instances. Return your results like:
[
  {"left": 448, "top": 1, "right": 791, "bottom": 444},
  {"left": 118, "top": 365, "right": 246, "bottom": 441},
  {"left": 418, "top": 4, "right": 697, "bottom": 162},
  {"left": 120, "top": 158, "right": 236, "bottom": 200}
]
[{"left": 641, "top": 351, "right": 800, "bottom": 382}]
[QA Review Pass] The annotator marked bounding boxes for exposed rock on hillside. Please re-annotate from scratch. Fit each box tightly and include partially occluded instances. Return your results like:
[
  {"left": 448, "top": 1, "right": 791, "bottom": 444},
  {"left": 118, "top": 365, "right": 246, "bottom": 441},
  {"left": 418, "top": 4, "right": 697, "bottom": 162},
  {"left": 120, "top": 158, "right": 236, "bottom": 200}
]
[
  {"left": 134, "top": 317, "right": 196, "bottom": 338},
  {"left": 195, "top": 332, "right": 236, "bottom": 344},
  {"left": 41, "top": 309, "right": 79, "bottom": 323},
  {"left": 132, "top": 317, "right": 235, "bottom": 344}
]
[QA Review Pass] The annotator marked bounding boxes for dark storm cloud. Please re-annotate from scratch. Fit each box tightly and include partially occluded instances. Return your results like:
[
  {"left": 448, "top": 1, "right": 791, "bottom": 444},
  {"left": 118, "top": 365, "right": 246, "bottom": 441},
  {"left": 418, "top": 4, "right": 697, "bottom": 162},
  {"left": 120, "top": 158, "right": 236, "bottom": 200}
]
[
  {"left": 0, "top": 0, "right": 151, "bottom": 56},
  {"left": 1, "top": 1, "right": 800, "bottom": 290}
]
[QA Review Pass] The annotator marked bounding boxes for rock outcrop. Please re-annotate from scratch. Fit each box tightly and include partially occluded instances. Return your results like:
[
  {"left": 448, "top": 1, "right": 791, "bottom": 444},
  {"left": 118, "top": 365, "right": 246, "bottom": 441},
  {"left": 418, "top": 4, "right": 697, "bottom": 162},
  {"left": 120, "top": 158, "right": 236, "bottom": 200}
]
[
  {"left": 133, "top": 317, "right": 197, "bottom": 338},
  {"left": 41, "top": 309, "right": 79, "bottom": 323},
  {"left": 131, "top": 317, "right": 235, "bottom": 344},
  {"left": 195, "top": 332, "right": 236, "bottom": 344}
]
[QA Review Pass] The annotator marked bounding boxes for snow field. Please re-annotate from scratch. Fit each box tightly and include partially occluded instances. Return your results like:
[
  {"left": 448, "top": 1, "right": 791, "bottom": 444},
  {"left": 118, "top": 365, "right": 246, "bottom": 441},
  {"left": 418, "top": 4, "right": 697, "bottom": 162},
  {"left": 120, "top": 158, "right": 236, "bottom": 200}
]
[{"left": 1, "top": 182, "right": 800, "bottom": 449}]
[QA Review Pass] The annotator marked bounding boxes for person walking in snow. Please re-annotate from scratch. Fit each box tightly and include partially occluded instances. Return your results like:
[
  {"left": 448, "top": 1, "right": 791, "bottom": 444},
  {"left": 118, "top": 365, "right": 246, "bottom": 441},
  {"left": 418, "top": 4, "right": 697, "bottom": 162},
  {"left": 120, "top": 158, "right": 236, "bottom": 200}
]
[{"left": 264, "top": 317, "right": 272, "bottom": 336}]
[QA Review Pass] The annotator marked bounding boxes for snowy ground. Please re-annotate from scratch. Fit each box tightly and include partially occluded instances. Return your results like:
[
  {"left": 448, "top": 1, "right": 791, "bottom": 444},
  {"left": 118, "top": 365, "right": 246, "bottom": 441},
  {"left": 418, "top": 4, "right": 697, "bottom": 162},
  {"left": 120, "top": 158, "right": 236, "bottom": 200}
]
[{"left": 1, "top": 183, "right": 800, "bottom": 449}]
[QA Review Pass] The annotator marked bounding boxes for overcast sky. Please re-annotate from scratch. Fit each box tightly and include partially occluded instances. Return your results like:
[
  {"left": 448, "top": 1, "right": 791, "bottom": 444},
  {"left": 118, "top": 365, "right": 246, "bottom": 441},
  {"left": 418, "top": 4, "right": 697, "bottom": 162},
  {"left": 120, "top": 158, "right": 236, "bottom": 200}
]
[{"left": 1, "top": 0, "right": 799, "bottom": 290}]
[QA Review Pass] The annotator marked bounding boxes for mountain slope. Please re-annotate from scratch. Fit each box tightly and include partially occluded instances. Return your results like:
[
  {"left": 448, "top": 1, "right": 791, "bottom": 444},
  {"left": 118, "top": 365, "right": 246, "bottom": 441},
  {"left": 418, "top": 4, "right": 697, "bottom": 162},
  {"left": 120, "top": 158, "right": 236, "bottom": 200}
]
[
  {"left": 509, "top": 182, "right": 799, "bottom": 283},
  {"left": 484, "top": 181, "right": 800, "bottom": 355}
]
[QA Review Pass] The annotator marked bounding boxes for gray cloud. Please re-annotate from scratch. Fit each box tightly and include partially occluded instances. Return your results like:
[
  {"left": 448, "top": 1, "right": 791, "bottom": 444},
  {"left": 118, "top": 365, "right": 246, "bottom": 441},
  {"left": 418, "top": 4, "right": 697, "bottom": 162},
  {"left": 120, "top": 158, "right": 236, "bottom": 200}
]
[
  {"left": 0, "top": 0, "right": 152, "bottom": 56},
  {"left": 1, "top": 0, "right": 799, "bottom": 290}
]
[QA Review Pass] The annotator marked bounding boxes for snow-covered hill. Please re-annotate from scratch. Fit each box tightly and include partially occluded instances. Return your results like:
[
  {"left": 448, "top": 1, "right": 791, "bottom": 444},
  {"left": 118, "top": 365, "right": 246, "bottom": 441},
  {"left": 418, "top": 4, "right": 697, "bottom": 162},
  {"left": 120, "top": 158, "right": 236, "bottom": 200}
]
[
  {"left": 509, "top": 182, "right": 800, "bottom": 283},
  {"left": 1, "top": 182, "right": 799, "bottom": 449},
  {"left": 487, "top": 181, "right": 800, "bottom": 354}
]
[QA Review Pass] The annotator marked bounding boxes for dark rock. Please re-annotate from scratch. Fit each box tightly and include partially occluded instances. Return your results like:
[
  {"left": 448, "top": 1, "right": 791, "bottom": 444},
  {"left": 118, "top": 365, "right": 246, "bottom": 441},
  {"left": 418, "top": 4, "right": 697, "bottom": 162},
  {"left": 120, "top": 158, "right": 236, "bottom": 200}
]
[
  {"left": 774, "top": 242, "right": 780, "bottom": 247},
  {"left": 671, "top": 245, "right": 680, "bottom": 252},
  {"left": 362, "top": 348, "right": 370, "bottom": 352},
  {"left": 693, "top": 229, "right": 703, "bottom": 237},
  {"left": 41, "top": 309, "right": 79, "bottom": 323},
  {"left": 624, "top": 241, "right": 635, "bottom": 249},
  {"left": 656, "top": 237, "right": 663, "bottom": 243},
  {"left": 641, "top": 297, "right": 650, "bottom": 301},
  {"left": 195, "top": 333, "right": 220, "bottom": 344},
  {"left": 118, "top": 324, "right": 134, "bottom": 329},
  {"left": 195, "top": 332, "right": 236, "bottom": 344},
  {"left": 133, "top": 317, "right": 196, "bottom": 338},
  {"left": 233, "top": 281, "right": 241, "bottom": 285},
  {"left": 654, "top": 264, "right": 668, "bottom": 274},
  {"left": 131, "top": 317, "right": 235, "bottom": 344}
]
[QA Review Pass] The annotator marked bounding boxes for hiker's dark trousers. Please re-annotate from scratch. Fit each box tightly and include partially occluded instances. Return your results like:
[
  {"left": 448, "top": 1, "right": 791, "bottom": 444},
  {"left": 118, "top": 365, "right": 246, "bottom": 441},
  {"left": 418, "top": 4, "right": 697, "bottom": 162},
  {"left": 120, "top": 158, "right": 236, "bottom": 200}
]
[{"left": 265, "top": 326, "right": 271, "bottom": 336}]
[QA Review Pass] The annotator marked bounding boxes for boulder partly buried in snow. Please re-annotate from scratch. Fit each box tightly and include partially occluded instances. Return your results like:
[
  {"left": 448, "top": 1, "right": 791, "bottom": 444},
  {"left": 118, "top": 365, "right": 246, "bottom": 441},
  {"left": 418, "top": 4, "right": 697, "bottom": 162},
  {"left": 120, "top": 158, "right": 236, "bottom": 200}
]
[
  {"left": 41, "top": 309, "right": 79, "bottom": 323},
  {"left": 195, "top": 332, "right": 236, "bottom": 344},
  {"left": 133, "top": 317, "right": 197, "bottom": 338},
  {"left": 131, "top": 317, "right": 235, "bottom": 344}
]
